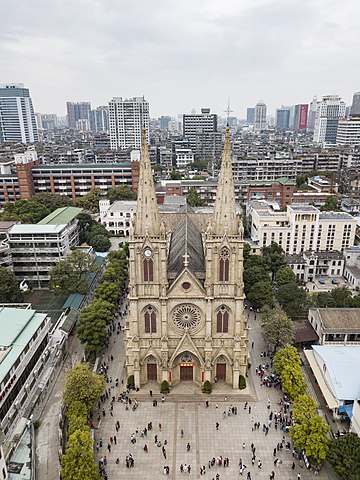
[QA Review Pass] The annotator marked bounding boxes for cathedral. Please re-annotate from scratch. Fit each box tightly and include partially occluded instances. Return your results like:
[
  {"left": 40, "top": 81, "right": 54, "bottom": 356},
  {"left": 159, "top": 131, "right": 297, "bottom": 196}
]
[{"left": 125, "top": 128, "right": 248, "bottom": 389}]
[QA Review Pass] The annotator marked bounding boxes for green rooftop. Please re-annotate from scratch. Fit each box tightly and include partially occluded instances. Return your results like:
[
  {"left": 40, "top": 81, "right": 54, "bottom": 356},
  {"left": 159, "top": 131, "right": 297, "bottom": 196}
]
[
  {"left": 0, "top": 307, "right": 48, "bottom": 384},
  {"left": 38, "top": 206, "right": 83, "bottom": 225}
]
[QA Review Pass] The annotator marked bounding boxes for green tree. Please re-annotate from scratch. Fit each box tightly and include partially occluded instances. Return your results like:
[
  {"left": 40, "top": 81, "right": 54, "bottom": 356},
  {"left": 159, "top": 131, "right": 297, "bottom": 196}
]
[
  {"left": 77, "top": 301, "right": 114, "bottom": 353},
  {"left": 291, "top": 415, "right": 329, "bottom": 465},
  {"left": 31, "top": 192, "right": 73, "bottom": 210},
  {"left": 276, "top": 282, "right": 309, "bottom": 320},
  {"left": 247, "top": 280, "right": 274, "bottom": 309},
  {"left": 61, "top": 429, "right": 99, "bottom": 480},
  {"left": 77, "top": 212, "right": 94, "bottom": 243},
  {"left": 243, "top": 242, "right": 251, "bottom": 262},
  {"left": 190, "top": 159, "right": 208, "bottom": 171},
  {"left": 170, "top": 170, "right": 181, "bottom": 180},
  {"left": 94, "top": 281, "right": 119, "bottom": 304},
  {"left": 187, "top": 187, "right": 206, "bottom": 207},
  {"left": 316, "top": 291, "right": 336, "bottom": 308},
  {"left": 275, "top": 265, "right": 296, "bottom": 287},
  {"left": 67, "top": 400, "right": 88, "bottom": 435},
  {"left": 107, "top": 185, "right": 137, "bottom": 203},
  {"left": 244, "top": 265, "right": 269, "bottom": 295},
  {"left": 87, "top": 233, "right": 111, "bottom": 252},
  {"left": 49, "top": 250, "right": 97, "bottom": 295},
  {"left": 244, "top": 254, "right": 267, "bottom": 270},
  {"left": 320, "top": 195, "right": 339, "bottom": 212},
  {"left": 261, "top": 307, "right": 294, "bottom": 353},
  {"left": 273, "top": 344, "right": 301, "bottom": 377},
  {"left": 63, "top": 364, "right": 104, "bottom": 409},
  {"left": 262, "top": 242, "right": 286, "bottom": 281},
  {"left": 293, "top": 394, "right": 317, "bottom": 424},
  {"left": 0, "top": 199, "right": 50, "bottom": 223},
  {"left": 76, "top": 188, "right": 102, "bottom": 213},
  {"left": 0, "top": 267, "right": 23, "bottom": 302},
  {"left": 327, "top": 433, "right": 360, "bottom": 480},
  {"left": 330, "top": 286, "right": 352, "bottom": 307},
  {"left": 281, "top": 363, "right": 307, "bottom": 399}
]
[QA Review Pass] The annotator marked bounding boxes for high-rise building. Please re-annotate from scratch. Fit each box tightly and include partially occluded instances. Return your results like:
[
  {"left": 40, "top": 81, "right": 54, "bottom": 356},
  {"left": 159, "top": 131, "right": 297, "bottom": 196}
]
[
  {"left": 0, "top": 83, "right": 38, "bottom": 144},
  {"left": 183, "top": 108, "right": 222, "bottom": 161},
  {"left": 336, "top": 117, "right": 360, "bottom": 146},
  {"left": 66, "top": 101, "right": 91, "bottom": 129},
  {"left": 254, "top": 101, "right": 267, "bottom": 132},
  {"left": 108, "top": 96, "right": 149, "bottom": 150},
  {"left": 293, "top": 104, "right": 309, "bottom": 131},
  {"left": 350, "top": 92, "right": 360, "bottom": 117},
  {"left": 246, "top": 107, "right": 255, "bottom": 124},
  {"left": 160, "top": 116, "right": 171, "bottom": 129},
  {"left": 90, "top": 106, "right": 109, "bottom": 133},
  {"left": 307, "top": 96, "right": 318, "bottom": 133},
  {"left": 313, "top": 95, "right": 346, "bottom": 144},
  {"left": 275, "top": 107, "right": 291, "bottom": 130}
]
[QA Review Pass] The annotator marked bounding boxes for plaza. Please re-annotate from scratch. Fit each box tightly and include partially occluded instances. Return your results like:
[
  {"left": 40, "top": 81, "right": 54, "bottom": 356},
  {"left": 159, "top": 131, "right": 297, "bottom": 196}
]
[{"left": 93, "top": 309, "right": 337, "bottom": 480}]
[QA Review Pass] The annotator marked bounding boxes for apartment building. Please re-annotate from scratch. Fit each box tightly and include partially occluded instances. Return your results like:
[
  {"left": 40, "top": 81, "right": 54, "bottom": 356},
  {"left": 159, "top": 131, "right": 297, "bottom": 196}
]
[
  {"left": 247, "top": 201, "right": 356, "bottom": 254},
  {"left": 8, "top": 206, "right": 82, "bottom": 287},
  {"left": 308, "top": 308, "right": 360, "bottom": 345},
  {"left": 232, "top": 154, "right": 302, "bottom": 181},
  {"left": 0, "top": 306, "right": 50, "bottom": 437},
  {"left": 99, "top": 199, "right": 136, "bottom": 236},
  {"left": 286, "top": 250, "right": 344, "bottom": 282}
]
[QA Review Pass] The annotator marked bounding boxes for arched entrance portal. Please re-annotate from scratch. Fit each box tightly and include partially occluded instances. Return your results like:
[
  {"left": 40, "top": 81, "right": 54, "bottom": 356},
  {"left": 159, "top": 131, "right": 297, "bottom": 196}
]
[
  {"left": 172, "top": 351, "right": 202, "bottom": 384},
  {"left": 215, "top": 355, "right": 229, "bottom": 382}
]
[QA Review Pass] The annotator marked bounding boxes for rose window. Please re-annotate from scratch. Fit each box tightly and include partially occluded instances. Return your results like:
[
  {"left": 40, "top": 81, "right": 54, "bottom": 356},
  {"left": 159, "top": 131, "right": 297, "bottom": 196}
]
[{"left": 172, "top": 304, "right": 201, "bottom": 330}]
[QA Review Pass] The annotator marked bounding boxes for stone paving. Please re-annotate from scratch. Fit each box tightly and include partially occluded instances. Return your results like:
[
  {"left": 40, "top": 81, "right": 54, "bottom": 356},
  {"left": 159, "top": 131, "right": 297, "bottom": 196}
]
[{"left": 94, "top": 308, "right": 337, "bottom": 480}]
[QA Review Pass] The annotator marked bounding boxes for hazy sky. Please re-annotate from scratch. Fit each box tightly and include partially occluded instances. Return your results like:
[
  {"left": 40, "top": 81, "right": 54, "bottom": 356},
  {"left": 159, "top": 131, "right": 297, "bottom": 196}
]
[{"left": 1, "top": 0, "right": 359, "bottom": 119}]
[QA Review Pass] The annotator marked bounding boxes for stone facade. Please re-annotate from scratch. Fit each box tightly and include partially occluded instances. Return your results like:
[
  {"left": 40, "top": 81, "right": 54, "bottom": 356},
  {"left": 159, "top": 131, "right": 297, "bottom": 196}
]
[{"left": 125, "top": 129, "right": 247, "bottom": 389}]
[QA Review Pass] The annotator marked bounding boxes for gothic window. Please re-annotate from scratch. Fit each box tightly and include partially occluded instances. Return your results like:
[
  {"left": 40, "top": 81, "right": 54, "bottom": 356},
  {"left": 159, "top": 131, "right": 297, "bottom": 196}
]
[
  {"left": 144, "top": 306, "right": 156, "bottom": 333},
  {"left": 143, "top": 258, "right": 154, "bottom": 282},
  {"left": 216, "top": 305, "right": 229, "bottom": 333},
  {"left": 219, "top": 247, "right": 230, "bottom": 282}
]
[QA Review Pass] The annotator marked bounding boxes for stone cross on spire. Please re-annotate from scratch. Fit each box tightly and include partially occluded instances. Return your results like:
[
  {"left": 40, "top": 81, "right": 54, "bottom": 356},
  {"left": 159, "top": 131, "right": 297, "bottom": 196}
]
[
  {"left": 211, "top": 127, "right": 238, "bottom": 235},
  {"left": 134, "top": 128, "right": 160, "bottom": 236}
]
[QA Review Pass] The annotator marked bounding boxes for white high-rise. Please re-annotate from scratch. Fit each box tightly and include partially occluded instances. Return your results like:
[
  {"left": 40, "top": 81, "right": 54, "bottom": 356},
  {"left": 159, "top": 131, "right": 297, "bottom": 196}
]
[
  {"left": 108, "top": 96, "right": 149, "bottom": 150},
  {"left": 254, "top": 100, "right": 267, "bottom": 132},
  {"left": 0, "top": 84, "right": 38, "bottom": 144},
  {"left": 313, "top": 95, "right": 346, "bottom": 145}
]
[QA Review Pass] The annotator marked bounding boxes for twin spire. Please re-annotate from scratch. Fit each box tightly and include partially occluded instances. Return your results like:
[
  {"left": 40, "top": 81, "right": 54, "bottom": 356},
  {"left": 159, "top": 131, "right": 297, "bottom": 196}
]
[
  {"left": 134, "top": 129, "right": 161, "bottom": 236},
  {"left": 135, "top": 126, "right": 237, "bottom": 237},
  {"left": 212, "top": 127, "right": 238, "bottom": 235}
]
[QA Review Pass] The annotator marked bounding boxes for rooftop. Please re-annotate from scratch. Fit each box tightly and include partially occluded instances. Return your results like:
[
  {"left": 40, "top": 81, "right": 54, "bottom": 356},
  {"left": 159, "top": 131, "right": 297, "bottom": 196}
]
[
  {"left": 288, "top": 205, "right": 319, "bottom": 212},
  {"left": 0, "top": 307, "right": 48, "bottom": 384},
  {"left": 319, "top": 211, "right": 354, "bottom": 220},
  {"left": 9, "top": 224, "right": 66, "bottom": 234},
  {"left": 310, "top": 308, "right": 360, "bottom": 331},
  {"left": 304, "top": 250, "right": 343, "bottom": 260},
  {"left": 38, "top": 206, "right": 83, "bottom": 225}
]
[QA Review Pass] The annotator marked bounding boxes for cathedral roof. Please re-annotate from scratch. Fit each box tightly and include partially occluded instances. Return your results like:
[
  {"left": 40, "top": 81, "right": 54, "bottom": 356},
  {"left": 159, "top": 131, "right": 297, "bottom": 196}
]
[{"left": 167, "top": 210, "right": 205, "bottom": 282}]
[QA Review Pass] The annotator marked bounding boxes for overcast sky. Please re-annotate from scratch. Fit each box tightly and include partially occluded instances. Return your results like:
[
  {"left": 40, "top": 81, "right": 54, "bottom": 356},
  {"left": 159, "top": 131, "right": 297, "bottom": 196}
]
[{"left": 1, "top": 0, "right": 359, "bottom": 119}]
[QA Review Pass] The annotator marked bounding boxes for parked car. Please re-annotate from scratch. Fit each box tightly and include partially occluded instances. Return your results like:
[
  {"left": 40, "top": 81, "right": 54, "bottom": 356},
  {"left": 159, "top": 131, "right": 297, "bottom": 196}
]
[
  {"left": 319, "top": 279, "right": 326, "bottom": 284},
  {"left": 331, "top": 278, "right": 339, "bottom": 284}
]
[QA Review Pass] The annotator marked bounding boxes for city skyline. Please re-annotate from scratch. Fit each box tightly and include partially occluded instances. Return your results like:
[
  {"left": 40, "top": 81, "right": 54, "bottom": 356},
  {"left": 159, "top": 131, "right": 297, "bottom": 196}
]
[{"left": 1, "top": 0, "right": 360, "bottom": 118}]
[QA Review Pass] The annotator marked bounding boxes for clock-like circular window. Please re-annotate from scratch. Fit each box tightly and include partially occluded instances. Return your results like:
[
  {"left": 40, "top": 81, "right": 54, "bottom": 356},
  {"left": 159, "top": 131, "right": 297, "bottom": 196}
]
[
  {"left": 172, "top": 304, "right": 201, "bottom": 330},
  {"left": 182, "top": 281, "right": 191, "bottom": 290}
]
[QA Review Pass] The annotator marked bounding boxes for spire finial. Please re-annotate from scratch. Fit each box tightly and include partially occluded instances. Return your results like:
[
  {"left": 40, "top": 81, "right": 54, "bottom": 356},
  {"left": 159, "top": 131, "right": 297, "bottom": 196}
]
[{"left": 224, "top": 97, "right": 233, "bottom": 127}]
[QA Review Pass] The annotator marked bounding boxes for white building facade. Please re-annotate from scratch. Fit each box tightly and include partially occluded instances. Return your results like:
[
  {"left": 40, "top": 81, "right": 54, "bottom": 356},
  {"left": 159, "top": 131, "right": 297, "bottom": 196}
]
[
  {"left": 313, "top": 95, "right": 346, "bottom": 145},
  {"left": 254, "top": 101, "right": 267, "bottom": 132}
]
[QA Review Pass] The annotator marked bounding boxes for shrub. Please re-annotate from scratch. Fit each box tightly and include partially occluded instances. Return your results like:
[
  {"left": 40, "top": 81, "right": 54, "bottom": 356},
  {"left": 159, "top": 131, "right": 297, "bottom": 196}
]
[
  {"left": 127, "top": 375, "right": 135, "bottom": 387},
  {"left": 160, "top": 380, "right": 170, "bottom": 394},
  {"left": 239, "top": 375, "right": 246, "bottom": 390},
  {"left": 202, "top": 380, "right": 212, "bottom": 394},
  {"left": 33, "top": 419, "right": 41, "bottom": 429}
]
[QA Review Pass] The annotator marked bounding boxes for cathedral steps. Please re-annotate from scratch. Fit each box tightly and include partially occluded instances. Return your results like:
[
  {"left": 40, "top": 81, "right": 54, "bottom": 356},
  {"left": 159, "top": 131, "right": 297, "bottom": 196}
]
[{"left": 129, "top": 391, "right": 256, "bottom": 404}]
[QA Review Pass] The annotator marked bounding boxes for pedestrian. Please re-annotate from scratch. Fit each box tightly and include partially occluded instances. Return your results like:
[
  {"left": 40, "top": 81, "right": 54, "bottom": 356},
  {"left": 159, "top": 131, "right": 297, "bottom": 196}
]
[
  {"left": 242, "top": 442, "right": 245, "bottom": 449},
  {"left": 297, "top": 474, "right": 301, "bottom": 480},
  {"left": 252, "top": 341, "right": 254, "bottom": 348},
  {"left": 247, "top": 472, "right": 251, "bottom": 480},
  {"left": 273, "top": 448, "right": 276, "bottom": 456},
  {"left": 187, "top": 442, "right": 191, "bottom": 451},
  {"left": 150, "top": 390, "right": 153, "bottom": 397},
  {"left": 107, "top": 443, "right": 111, "bottom": 452},
  {"left": 291, "top": 462, "right": 295, "bottom": 470},
  {"left": 163, "top": 449, "right": 167, "bottom": 459},
  {"left": 258, "top": 460, "right": 262, "bottom": 469},
  {"left": 159, "top": 423, "right": 162, "bottom": 431},
  {"left": 188, "top": 465, "right": 191, "bottom": 474},
  {"left": 116, "top": 458, "right": 119, "bottom": 464},
  {"left": 144, "top": 444, "right": 148, "bottom": 453},
  {"left": 216, "top": 422, "right": 219, "bottom": 430},
  {"left": 181, "top": 429, "right": 184, "bottom": 438},
  {"left": 114, "top": 435, "right": 117, "bottom": 445},
  {"left": 96, "top": 442, "right": 99, "bottom": 451},
  {"left": 270, "top": 471, "right": 275, "bottom": 480},
  {"left": 162, "top": 396, "right": 165, "bottom": 403}
]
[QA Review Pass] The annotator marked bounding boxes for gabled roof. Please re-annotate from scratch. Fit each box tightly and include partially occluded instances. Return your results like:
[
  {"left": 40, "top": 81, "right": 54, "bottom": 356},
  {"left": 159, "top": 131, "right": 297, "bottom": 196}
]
[
  {"left": 168, "top": 213, "right": 204, "bottom": 281},
  {"left": 38, "top": 206, "right": 83, "bottom": 225}
]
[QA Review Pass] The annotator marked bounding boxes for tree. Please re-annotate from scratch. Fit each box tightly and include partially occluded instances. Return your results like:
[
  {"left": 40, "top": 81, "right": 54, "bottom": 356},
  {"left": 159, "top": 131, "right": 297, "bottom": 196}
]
[
  {"left": 94, "top": 281, "right": 119, "bottom": 304},
  {"left": 291, "top": 415, "right": 329, "bottom": 465},
  {"left": 262, "top": 242, "right": 286, "bottom": 281},
  {"left": 187, "top": 187, "right": 206, "bottom": 207},
  {"left": 76, "top": 188, "right": 102, "bottom": 213},
  {"left": 293, "top": 394, "right": 317, "bottom": 424},
  {"left": 330, "top": 286, "right": 352, "bottom": 307},
  {"left": 67, "top": 400, "right": 89, "bottom": 435},
  {"left": 77, "top": 300, "right": 113, "bottom": 353},
  {"left": 63, "top": 363, "right": 104, "bottom": 409},
  {"left": 243, "top": 242, "right": 251, "bottom": 262},
  {"left": 107, "top": 185, "right": 137, "bottom": 203},
  {"left": 87, "top": 233, "right": 111, "bottom": 252},
  {"left": 244, "top": 265, "right": 269, "bottom": 295},
  {"left": 327, "top": 433, "right": 360, "bottom": 480},
  {"left": 190, "top": 159, "right": 208, "bottom": 171},
  {"left": 170, "top": 170, "right": 181, "bottom": 180},
  {"left": 49, "top": 250, "right": 97, "bottom": 295},
  {"left": 0, "top": 267, "right": 23, "bottom": 302},
  {"left": 0, "top": 199, "right": 50, "bottom": 223},
  {"left": 61, "top": 429, "right": 99, "bottom": 480},
  {"left": 261, "top": 307, "right": 294, "bottom": 353},
  {"left": 247, "top": 280, "right": 274, "bottom": 309},
  {"left": 320, "top": 195, "right": 339, "bottom": 212},
  {"left": 275, "top": 266, "right": 296, "bottom": 287},
  {"left": 280, "top": 363, "right": 307, "bottom": 399},
  {"left": 31, "top": 192, "right": 73, "bottom": 210},
  {"left": 276, "top": 282, "right": 309, "bottom": 320},
  {"left": 77, "top": 212, "right": 94, "bottom": 243}
]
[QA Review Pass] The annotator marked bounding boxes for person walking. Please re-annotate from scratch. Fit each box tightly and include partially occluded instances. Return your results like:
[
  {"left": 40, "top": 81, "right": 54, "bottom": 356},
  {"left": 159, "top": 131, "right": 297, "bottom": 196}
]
[
  {"left": 181, "top": 429, "right": 184, "bottom": 438},
  {"left": 186, "top": 442, "right": 191, "bottom": 452},
  {"left": 216, "top": 422, "right": 219, "bottom": 430}
]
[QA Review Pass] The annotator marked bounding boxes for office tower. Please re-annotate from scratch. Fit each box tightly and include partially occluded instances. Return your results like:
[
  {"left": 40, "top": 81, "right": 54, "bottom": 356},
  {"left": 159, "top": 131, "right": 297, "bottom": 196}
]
[
  {"left": 160, "top": 116, "right": 171, "bottom": 129},
  {"left": 337, "top": 117, "right": 360, "bottom": 146},
  {"left": 350, "top": 92, "right": 360, "bottom": 117},
  {"left": 293, "top": 104, "right": 309, "bottom": 131},
  {"left": 275, "top": 107, "right": 291, "bottom": 130},
  {"left": 0, "top": 83, "right": 38, "bottom": 144},
  {"left": 183, "top": 108, "right": 222, "bottom": 161},
  {"left": 246, "top": 107, "right": 255, "bottom": 124},
  {"left": 254, "top": 101, "right": 267, "bottom": 132},
  {"left": 307, "top": 96, "right": 318, "bottom": 133},
  {"left": 66, "top": 101, "right": 91, "bottom": 129},
  {"left": 108, "top": 96, "right": 149, "bottom": 150},
  {"left": 313, "top": 95, "right": 346, "bottom": 144},
  {"left": 90, "top": 106, "right": 109, "bottom": 133}
]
